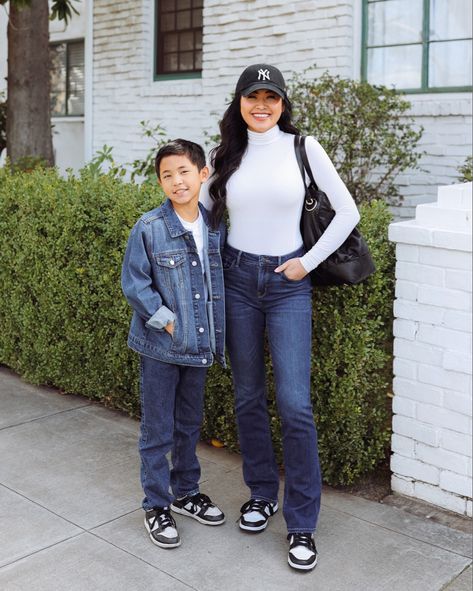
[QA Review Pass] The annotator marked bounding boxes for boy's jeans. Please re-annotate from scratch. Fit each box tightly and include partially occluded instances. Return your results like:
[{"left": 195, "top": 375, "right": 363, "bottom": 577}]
[
  {"left": 223, "top": 244, "right": 322, "bottom": 534},
  {"left": 139, "top": 355, "right": 208, "bottom": 510}
]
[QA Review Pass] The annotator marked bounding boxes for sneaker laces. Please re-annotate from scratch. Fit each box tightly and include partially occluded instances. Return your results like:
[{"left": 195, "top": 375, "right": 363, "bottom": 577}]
[
  {"left": 152, "top": 508, "right": 176, "bottom": 530},
  {"left": 240, "top": 498, "right": 276, "bottom": 517},
  {"left": 287, "top": 532, "right": 316, "bottom": 551},
  {"left": 187, "top": 492, "right": 213, "bottom": 513}
]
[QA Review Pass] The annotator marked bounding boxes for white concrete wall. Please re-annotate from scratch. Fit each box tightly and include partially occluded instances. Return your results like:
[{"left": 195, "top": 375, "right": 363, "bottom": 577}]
[
  {"left": 0, "top": 8, "right": 7, "bottom": 94},
  {"left": 50, "top": 0, "right": 87, "bottom": 174},
  {"left": 389, "top": 182, "right": 473, "bottom": 516},
  {"left": 393, "top": 95, "right": 472, "bottom": 220}
]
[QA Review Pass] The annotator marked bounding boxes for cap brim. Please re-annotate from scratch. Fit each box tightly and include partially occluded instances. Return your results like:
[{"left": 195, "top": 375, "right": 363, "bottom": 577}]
[{"left": 240, "top": 82, "right": 286, "bottom": 99}]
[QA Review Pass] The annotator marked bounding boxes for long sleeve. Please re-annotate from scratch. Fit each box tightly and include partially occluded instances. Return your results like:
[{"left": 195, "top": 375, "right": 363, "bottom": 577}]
[
  {"left": 299, "top": 137, "right": 360, "bottom": 273},
  {"left": 121, "top": 221, "right": 175, "bottom": 330}
]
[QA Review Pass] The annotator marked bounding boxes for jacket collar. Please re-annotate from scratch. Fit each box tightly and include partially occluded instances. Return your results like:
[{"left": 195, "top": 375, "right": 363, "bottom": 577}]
[{"left": 161, "top": 198, "right": 215, "bottom": 237}]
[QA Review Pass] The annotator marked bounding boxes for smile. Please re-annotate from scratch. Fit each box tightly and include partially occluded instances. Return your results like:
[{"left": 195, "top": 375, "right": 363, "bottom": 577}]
[{"left": 252, "top": 113, "right": 270, "bottom": 119}]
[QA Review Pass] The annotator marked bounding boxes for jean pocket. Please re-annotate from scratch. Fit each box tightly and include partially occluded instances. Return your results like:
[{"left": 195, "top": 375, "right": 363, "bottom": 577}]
[{"left": 280, "top": 271, "right": 307, "bottom": 284}]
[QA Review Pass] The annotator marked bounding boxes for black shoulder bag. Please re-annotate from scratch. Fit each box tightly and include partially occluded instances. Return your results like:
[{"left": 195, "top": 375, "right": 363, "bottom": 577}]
[{"left": 294, "top": 135, "right": 376, "bottom": 287}]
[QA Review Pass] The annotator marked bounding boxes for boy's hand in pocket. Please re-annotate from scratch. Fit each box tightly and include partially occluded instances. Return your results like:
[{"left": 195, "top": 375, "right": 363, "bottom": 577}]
[{"left": 165, "top": 321, "right": 174, "bottom": 336}]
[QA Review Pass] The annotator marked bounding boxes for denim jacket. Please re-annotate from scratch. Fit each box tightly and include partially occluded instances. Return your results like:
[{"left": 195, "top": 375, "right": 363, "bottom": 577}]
[{"left": 121, "top": 199, "right": 226, "bottom": 367}]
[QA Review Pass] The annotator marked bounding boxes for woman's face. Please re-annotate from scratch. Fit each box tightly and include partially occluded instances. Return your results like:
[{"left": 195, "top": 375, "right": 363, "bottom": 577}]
[{"left": 240, "top": 89, "right": 284, "bottom": 133}]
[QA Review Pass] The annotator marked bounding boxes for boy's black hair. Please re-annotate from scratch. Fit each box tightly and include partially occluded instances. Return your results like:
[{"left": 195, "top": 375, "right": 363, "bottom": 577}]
[{"left": 155, "top": 138, "right": 206, "bottom": 179}]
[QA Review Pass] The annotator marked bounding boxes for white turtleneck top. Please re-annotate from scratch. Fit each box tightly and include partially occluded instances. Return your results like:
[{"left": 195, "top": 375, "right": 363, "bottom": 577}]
[{"left": 199, "top": 125, "right": 360, "bottom": 272}]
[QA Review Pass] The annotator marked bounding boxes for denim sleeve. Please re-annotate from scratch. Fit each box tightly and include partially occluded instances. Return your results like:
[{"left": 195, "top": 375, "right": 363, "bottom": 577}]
[{"left": 121, "top": 221, "right": 174, "bottom": 328}]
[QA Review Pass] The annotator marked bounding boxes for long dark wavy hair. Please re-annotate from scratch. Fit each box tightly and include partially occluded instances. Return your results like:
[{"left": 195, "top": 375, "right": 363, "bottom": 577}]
[{"left": 208, "top": 92, "right": 300, "bottom": 229}]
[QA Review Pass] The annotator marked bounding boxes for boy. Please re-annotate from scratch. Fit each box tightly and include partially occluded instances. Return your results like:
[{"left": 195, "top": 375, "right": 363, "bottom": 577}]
[{"left": 121, "top": 139, "right": 226, "bottom": 549}]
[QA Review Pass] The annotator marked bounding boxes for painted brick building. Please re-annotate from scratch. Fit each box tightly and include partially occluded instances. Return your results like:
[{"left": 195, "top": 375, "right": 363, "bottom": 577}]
[{"left": 0, "top": 0, "right": 471, "bottom": 218}]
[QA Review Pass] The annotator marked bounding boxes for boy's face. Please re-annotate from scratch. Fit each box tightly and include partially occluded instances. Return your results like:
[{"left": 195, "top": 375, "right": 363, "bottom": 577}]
[{"left": 158, "top": 155, "right": 209, "bottom": 208}]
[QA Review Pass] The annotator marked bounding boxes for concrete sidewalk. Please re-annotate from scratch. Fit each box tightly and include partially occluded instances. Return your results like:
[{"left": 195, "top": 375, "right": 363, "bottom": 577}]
[{"left": 0, "top": 366, "right": 471, "bottom": 591}]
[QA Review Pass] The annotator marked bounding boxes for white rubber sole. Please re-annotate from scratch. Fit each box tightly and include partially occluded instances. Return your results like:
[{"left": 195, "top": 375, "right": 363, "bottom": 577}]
[
  {"left": 239, "top": 520, "right": 268, "bottom": 532},
  {"left": 144, "top": 517, "right": 181, "bottom": 548},
  {"left": 170, "top": 504, "right": 226, "bottom": 526},
  {"left": 288, "top": 555, "right": 317, "bottom": 571}
]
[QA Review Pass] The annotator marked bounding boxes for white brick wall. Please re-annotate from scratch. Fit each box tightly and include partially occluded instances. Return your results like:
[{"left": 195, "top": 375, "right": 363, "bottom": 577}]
[
  {"left": 89, "top": 1, "right": 471, "bottom": 217},
  {"left": 92, "top": 0, "right": 356, "bottom": 167},
  {"left": 390, "top": 182, "right": 473, "bottom": 517},
  {"left": 392, "top": 97, "right": 472, "bottom": 220},
  {"left": 1, "top": 1, "right": 470, "bottom": 209}
]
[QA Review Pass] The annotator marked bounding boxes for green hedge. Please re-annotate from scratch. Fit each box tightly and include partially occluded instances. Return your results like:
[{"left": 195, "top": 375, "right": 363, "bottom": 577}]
[{"left": 0, "top": 167, "right": 394, "bottom": 485}]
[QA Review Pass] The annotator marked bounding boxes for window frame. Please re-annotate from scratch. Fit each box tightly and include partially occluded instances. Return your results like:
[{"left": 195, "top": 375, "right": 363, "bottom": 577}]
[
  {"left": 361, "top": 0, "right": 472, "bottom": 93},
  {"left": 154, "top": 0, "right": 203, "bottom": 81},
  {"left": 50, "top": 38, "right": 85, "bottom": 118}
]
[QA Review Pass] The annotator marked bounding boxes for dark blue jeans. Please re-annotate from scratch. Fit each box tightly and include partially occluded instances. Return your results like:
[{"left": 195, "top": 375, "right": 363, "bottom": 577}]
[
  {"left": 139, "top": 355, "right": 208, "bottom": 510},
  {"left": 223, "top": 244, "right": 322, "bottom": 534}
]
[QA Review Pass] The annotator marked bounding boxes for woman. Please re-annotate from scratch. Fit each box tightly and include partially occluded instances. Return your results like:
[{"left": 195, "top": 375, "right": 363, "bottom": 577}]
[{"left": 201, "top": 64, "right": 360, "bottom": 571}]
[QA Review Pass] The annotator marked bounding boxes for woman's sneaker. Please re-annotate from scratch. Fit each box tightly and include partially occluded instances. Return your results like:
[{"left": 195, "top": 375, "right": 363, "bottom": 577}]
[
  {"left": 144, "top": 507, "right": 181, "bottom": 548},
  {"left": 287, "top": 532, "right": 317, "bottom": 570},
  {"left": 238, "top": 498, "right": 278, "bottom": 532},
  {"left": 171, "top": 492, "right": 225, "bottom": 525}
]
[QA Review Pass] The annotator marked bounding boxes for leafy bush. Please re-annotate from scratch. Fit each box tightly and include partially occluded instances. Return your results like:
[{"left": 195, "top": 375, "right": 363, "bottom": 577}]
[
  {"left": 288, "top": 70, "right": 424, "bottom": 206},
  {"left": 85, "top": 121, "right": 168, "bottom": 183},
  {"left": 0, "top": 166, "right": 161, "bottom": 413},
  {"left": 0, "top": 166, "right": 394, "bottom": 485},
  {"left": 457, "top": 155, "right": 473, "bottom": 183}
]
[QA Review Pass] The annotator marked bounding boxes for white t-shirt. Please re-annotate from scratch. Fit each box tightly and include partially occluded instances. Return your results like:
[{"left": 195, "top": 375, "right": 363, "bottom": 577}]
[
  {"left": 199, "top": 125, "right": 360, "bottom": 272},
  {"left": 176, "top": 210, "right": 205, "bottom": 270}
]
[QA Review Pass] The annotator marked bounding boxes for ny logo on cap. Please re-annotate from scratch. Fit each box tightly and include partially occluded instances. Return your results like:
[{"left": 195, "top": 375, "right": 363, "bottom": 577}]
[{"left": 257, "top": 68, "right": 270, "bottom": 81}]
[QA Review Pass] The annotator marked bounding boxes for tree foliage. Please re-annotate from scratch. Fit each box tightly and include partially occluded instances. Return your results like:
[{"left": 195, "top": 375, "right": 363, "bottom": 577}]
[
  {"left": 0, "top": 0, "right": 79, "bottom": 24},
  {"left": 288, "top": 70, "right": 424, "bottom": 206},
  {"left": 457, "top": 155, "right": 473, "bottom": 183}
]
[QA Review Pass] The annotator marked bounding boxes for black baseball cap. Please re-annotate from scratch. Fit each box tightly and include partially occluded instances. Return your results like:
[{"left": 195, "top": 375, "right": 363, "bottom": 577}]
[{"left": 235, "top": 64, "right": 287, "bottom": 99}]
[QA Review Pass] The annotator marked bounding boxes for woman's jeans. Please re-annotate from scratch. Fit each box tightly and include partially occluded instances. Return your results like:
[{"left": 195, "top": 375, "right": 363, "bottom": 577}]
[
  {"left": 139, "top": 355, "right": 208, "bottom": 510},
  {"left": 223, "top": 244, "right": 322, "bottom": 534}
]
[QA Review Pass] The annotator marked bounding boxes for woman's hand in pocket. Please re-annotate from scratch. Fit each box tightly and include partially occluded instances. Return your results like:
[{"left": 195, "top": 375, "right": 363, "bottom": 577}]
[
  {"left": 274, "top": 258, "right": 308, "bottom": 281},
  {"left": 165, "top": 321, "right": 174, "bottom": 336}
]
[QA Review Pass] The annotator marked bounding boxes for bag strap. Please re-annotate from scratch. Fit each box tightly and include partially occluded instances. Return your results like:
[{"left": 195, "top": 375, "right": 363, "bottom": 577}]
[
  {"left": 294, "top": 135, "right": 320, "bottom": 191},
  {"left": 294, "top": 135, "right": 305, "bottom": 182}
]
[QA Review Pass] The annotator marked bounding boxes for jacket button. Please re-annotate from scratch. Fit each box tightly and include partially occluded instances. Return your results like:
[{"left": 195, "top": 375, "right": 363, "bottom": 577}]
[
  {"left": 169, "top": 259, "right": 175, "bottom": 266},
  {"left": 198, "top": 327, "right": 204, "bottom": 333},
  {"left": 195, "top": 293, "right": 201, "bottom": 299},
  {"left": 201, "top": 359, "right": 208, "bottom": 365},
  {"left": 192, "top": 261, "right": 198, "bottom": 266}
]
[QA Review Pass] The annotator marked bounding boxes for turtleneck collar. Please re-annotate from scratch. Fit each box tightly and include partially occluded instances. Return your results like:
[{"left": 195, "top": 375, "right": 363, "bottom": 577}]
[{"left": 247, "top": 125, "right": 282, "bottom": 145}]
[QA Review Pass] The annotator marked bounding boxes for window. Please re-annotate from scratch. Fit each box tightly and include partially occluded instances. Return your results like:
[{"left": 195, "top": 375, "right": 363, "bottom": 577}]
[
  {"left": 50, "top": 41, "right": 85, "bottom": 116},
  {"left": 362, "top": 0, "right": 472, "bottom": 92},
  {"left": 155, "top": 0, "right": 203, "bottom": 78}
]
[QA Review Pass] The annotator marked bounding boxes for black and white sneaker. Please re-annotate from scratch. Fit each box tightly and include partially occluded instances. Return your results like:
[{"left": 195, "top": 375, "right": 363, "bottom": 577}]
[
  {"left": 238, "top": 498, "right": 278, "bottom": 532},
  {"left": 144, "top": 507, "right": 181, "bottom": 548},
  {"left": 287, "top": 533, "right": 317, "bottom": 570},
  {"left": 171, "top": 493, "right": 225, "bottom": 525}
]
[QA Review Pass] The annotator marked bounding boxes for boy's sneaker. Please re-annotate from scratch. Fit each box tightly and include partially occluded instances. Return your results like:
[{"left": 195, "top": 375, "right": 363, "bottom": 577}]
[
  {"left": 144, "top": 507, "right": 181, "bottom": 548},
  {"left": 238, "top": 498, "right": 278, "bottom": 532},
  {"left": 171, "top": 492, "right": 225, "bottom": 525},
  {"left": 287, "top": 533, "right": 317, "bottom": 571}
]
